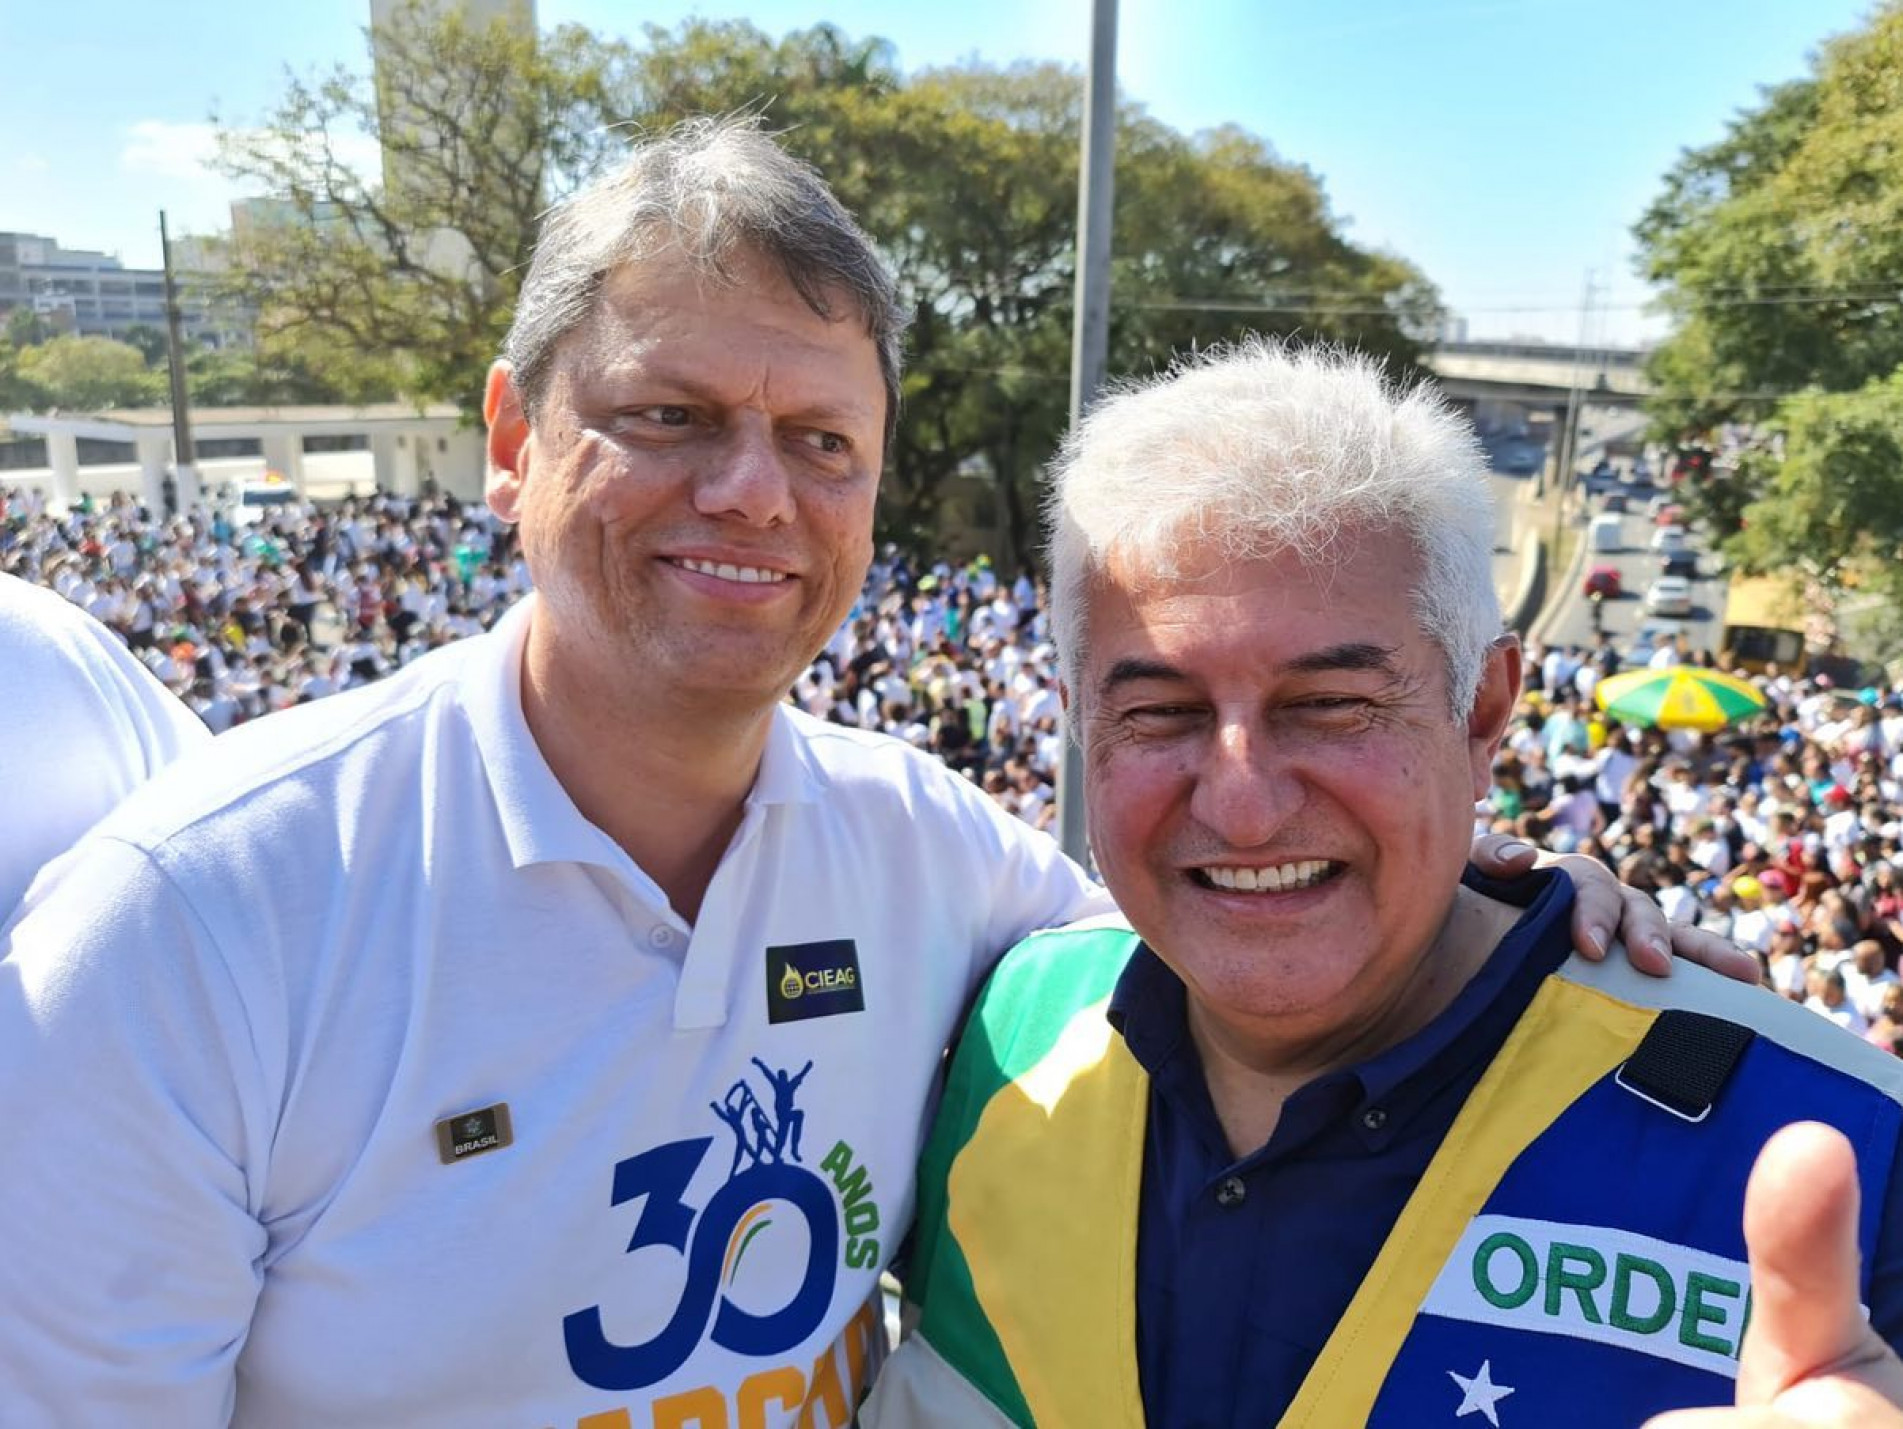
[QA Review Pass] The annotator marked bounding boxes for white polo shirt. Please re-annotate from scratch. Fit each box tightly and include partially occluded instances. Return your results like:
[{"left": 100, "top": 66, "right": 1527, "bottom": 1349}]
[{"left": 0, "top": 596, "right": 1107, "bottom": 1427}]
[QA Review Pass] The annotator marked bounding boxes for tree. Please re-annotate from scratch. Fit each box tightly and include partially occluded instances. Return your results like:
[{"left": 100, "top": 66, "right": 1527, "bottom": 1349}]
[
  {"left": 0, "top": 339, "right": 37, "bottom": 411},
  {"left": 3, "top": 308, "right": 53, "bottom": 348},
  {"left": 119, "top": 324, "right": 170, "bottom": 368},
  {"left": 1635, "top": 3, "right": 1903, "bottom": 610},
  {"left": 210, "top": 13, "right": 1441, "bottom": 565},
  {"left": 211, "top": 0, "right": 638, "bottom": 413},
  {"left": 16, "top": 336, "right": 161, "bottom": 411}
]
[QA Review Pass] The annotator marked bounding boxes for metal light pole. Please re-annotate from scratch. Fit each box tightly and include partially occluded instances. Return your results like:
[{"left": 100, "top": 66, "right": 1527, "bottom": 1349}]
[
  {"left": 1055, "top": 0, "right": 1119, "bottom": 868},
  {"left": 159, "top": 211, "right": 201, "bottom": 513}
]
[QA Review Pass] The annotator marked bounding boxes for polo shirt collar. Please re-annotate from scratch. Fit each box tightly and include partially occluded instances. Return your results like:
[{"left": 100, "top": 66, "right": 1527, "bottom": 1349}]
[
  {"left": 463, "top": 596, "right": 823, "bottom": 871},
  {"left": 462, "top": 595, "right": 624, "bottom": 870},
  {"left": 749, "top": 704, "right": 828, "bottom": 810}
]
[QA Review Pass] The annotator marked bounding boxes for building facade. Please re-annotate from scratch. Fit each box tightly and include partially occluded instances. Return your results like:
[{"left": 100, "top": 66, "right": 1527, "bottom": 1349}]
[{"left": 0, "top": 230, "right": 245, "bottom": 349}]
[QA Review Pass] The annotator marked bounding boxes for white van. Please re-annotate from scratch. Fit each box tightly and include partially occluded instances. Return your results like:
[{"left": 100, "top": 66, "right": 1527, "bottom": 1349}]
[
  {"left": 229, "top": 471, "right": 301, "bottom": 526},
  {"left": 1588, "top": 513, "right": 1624, "bottom": 553}
]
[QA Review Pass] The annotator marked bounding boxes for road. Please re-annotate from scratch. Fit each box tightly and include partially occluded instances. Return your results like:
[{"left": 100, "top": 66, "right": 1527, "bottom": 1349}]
[{"left": 1541, "top": 487, "right": 1725, "bottom": 662}]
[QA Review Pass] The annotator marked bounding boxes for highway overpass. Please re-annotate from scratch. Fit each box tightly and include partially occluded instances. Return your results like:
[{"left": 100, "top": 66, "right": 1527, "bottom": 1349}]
[{"left": 1425, "top": 339, "right": 1652, "bottom": 407}]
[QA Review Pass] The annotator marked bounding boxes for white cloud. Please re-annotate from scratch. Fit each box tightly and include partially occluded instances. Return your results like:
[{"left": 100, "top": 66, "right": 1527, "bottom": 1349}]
[
  {"left": 120, "top": 119, "right": 224, "bottom": 182},
  {"left": 16, "top": 154, "right": 49, "bottom": 174},
  {"left": 122, "top": 117, "right": 383, "bottom": 193}
]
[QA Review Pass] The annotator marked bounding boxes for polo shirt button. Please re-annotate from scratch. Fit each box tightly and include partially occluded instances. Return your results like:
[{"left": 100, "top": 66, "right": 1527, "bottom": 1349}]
[
  {"left": 1361, "top": 1107, "right": 1389, "bottom": 1132},
  {"left": 649, "top": 926, "right": 677, "bottom": 949},
  {"left": 1214, "top": 1176, "right": 1247, "bottom": 1208}
]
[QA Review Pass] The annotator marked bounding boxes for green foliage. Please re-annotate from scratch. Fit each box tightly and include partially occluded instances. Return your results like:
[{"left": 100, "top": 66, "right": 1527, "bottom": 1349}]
[
  {"left": 4, "top": 308, "right": 53, "bottom": 348},
  {"left": 210, "top": 11, "right": 1439, "bottom": 563},
  {"left": 1730, "top": 371, "right": 1903, "bottom": 588},
  {"left": 15, "top": 336, "right": 162, "bottom": 411},
  {"left": 119, "top": 324, "right": 170, "bottom": 368},
  {"left": 211, "top": 0, "right": 636, "bottom": 414},
  {"left": 0, "top": 339, "right": 35, "bottom": 411},
  {"left": 1637, "top": 4, "right": 1903, "bottom": 598}
]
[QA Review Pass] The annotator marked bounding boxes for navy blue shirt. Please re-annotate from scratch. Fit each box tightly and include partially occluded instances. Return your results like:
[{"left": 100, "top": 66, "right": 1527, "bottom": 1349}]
[{"left": 1110, "top": 867, "right": 1903, "bottom": 1428}]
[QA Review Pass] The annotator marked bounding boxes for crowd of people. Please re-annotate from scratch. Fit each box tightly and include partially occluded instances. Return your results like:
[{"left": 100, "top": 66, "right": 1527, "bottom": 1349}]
[
  {"left": 4, "top": 118, "right": 1894, "bottom": 1426},
  {"left": 1486, "top": 631, "right": 1903, "bottom": 1048},
  {"left": 12, "top": 479, "right": 1903, "bottom": 1040},
  {"left": 0, "top": 480, "right": 1070, "bottom": 829}
]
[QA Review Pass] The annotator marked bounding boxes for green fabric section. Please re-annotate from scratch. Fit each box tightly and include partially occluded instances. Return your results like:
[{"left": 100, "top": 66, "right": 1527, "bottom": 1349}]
[{"left": 909, "top": 924, "right": 1140, "bottom": 1427}]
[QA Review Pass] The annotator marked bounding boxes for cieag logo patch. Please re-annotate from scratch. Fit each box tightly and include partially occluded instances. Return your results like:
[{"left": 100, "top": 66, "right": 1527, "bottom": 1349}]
[
  {"left": 766, "top": 939, "right": 865, "bottom": 1024},
  {"left": 434, "top": 1103, "right": 514, "bottom": 1164}
]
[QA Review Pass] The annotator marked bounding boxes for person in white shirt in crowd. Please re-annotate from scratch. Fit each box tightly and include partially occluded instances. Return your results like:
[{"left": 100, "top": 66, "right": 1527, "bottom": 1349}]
[
  {"left": 1808, "top": 965, "right": 1872, "bottom": 1035},
  {"left": 1654, "top": 860, "right": 1702, "bottom": 925},
  {"left": 0, "top": 571, "right": 210, "bottom": 917},
  {"left": 0, "top": 119, "right": 1727, "bottom": 1428},
  {"left": 1847, "top": 939, "right": 1903, "bottom": 1025},
  {"left": 1687, "top": 814, "right": 1735, "bottom": 877}
]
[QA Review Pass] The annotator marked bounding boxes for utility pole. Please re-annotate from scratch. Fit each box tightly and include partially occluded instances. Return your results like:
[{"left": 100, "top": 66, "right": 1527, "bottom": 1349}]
[
  {"left": 1551, "top": 271, "right": 1597, "bottom": 546},
  {"left": 159, "top": 210, "right": 200, "bottom": 515},
  {"left": 1055, "top": 0, "right": 1119, "bottom": 868}
]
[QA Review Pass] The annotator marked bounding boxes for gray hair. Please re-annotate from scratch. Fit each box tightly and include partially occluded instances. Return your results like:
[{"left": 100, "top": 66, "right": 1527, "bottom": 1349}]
[
  {"left": 1046, "top": 339, "right": 1500, "bottom": 724},
  {"left": 503, "top": 116, "right": 905, "bottom": 444}
]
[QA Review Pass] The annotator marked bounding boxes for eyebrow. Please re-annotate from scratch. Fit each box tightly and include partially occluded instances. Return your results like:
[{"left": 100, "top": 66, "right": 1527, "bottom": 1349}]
[
  {"left": 1100, "top": 641, "right": 1403, "bottom": 694},
  {"left": 589, "top": 365, "right": 880, "bottom": 427}
]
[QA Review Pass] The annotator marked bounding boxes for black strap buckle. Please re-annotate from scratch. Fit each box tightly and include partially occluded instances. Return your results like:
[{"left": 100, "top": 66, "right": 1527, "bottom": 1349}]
[{"left": 1614, "top": 1009, "right": 1754, "bottom": 1124}]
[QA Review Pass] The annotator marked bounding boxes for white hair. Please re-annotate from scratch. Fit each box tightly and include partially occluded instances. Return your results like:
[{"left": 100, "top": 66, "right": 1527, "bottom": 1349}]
[{"left": 1046, "top": 339, "right": 1500, "bottom": 723}]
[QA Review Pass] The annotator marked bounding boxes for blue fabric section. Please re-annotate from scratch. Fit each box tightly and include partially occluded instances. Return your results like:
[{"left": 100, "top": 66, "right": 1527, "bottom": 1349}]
[
  {"left": 1372, "top": 1318, "right": 1723, "bottom": 1427},
  {"left": 1115, "top": 867, "right": 1575, "bottom": 1428},
  {"left": 1366, "top": 1036, "right": 1903, "bottom": 1425}
]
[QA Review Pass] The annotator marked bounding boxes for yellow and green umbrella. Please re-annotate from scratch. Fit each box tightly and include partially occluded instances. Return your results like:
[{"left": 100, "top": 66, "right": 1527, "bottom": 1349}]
[{"left": 1594, "top": 666, "right": 1769, "bottom": 732}]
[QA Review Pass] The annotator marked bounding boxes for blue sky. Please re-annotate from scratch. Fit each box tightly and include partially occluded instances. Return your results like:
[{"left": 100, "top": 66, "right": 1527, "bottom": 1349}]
[{"left": 0, "top": 0, "right": 1877, "bottom": 345}]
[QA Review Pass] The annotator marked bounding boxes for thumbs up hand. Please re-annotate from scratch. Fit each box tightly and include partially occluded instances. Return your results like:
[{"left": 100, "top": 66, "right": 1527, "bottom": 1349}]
[{"left": 1645, "top": 1121, "right": 1903, "bottom": 1426}]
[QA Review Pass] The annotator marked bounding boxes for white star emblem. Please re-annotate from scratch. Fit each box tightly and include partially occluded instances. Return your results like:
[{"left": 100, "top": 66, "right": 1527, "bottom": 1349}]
[{"left": 1448, "top": 1359, "right": 1515, "bottom": 1426}]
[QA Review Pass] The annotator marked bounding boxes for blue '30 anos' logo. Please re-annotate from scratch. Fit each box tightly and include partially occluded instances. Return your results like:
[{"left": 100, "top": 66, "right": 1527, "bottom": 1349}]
[{"left": 564, "top": 1060, "right": 837, "bottom": 1391}]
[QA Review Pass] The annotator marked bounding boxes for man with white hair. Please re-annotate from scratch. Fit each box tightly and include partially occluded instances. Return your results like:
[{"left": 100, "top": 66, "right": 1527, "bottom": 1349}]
[{"left": 871, "top": 343, "right": 1903, "bottom": 1428}]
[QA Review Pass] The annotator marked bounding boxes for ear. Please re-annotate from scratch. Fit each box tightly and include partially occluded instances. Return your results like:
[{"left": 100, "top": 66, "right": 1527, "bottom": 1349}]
[
  {"left": 484, "top": 360, "right": 531, "bottom": 524},
  {"left": 1466, "top": 635, "right": 1524, "bottom": 800}
]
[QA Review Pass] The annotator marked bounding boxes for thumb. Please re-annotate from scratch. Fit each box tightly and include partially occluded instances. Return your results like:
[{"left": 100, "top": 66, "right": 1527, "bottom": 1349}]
[{"left": 1734, "top": 1121, "right": 1871, "bottom": 1404}]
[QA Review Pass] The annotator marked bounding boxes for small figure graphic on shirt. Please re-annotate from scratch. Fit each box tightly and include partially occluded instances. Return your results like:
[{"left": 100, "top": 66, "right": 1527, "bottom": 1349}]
[
  {"left": 751, "top": 1057, "right": 813, "bottom": 1163},
  {"left": 712, "top": 1059, "right": 816, "bottom": 1177}
]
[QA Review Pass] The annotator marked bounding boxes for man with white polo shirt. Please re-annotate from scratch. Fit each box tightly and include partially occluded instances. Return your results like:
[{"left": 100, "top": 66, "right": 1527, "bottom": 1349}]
[
  {"left": 0, "top": 571, "right": 210, "bottom": 916},
  {"left": 0, "top": 120, "right": 1731, "bottom": 1428}
]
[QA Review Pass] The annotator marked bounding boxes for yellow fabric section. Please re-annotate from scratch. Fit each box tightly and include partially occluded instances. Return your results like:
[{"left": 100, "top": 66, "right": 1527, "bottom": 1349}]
[
  {"left": 946, "top": 996, "right": 1150, "bottom": 1429},
  {"left": 1280, "top": 977, "right": 1658, "bottom": 1428}
]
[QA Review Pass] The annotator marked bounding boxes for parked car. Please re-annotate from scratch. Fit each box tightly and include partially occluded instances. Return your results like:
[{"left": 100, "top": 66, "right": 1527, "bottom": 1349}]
[
  {"left": 1645, "top": 575, "right": 1695, "bottom": 617},
  {"left": 1654, "top": 503, "right": 1686, "bottom": 527},
  {"left": 1583, "top": 566, "right": 1623, "bottom": 599},
  {"left": 1659, "top": 548, "right": 1699, "bottom": 579},
  {"left": 1603, "top": 491, "right": 1629, "bottom": 514}
]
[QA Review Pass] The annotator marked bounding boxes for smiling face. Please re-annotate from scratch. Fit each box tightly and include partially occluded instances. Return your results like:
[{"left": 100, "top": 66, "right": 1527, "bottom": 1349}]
[
  {"left": 486, "top": 245, "right": 886, "bottom": 720},
  {"left": 1075, "top": 528, "right": 1519, "bottom": 1052}
]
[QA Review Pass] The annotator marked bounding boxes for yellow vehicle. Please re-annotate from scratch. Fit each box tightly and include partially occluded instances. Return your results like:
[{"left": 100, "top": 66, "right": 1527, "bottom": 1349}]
[{"left": 1718, "top": 576, "right": 1806, "bottom": 674}]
